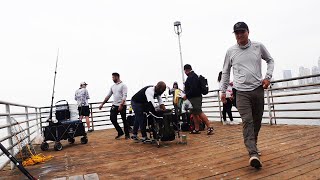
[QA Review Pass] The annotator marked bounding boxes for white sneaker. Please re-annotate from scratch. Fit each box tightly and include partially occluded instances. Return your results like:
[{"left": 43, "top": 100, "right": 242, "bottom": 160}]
[
  {"left": 249, "top": 156, "right": 262, "bottom": 169},
  {"left": 222, "top": 121, "right": 228, "bottom": 125}
]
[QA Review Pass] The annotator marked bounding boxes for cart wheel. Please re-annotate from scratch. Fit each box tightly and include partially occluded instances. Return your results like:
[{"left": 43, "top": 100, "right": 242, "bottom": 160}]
[
  {"left": 81, "top": 137, "right": 88, "bottom": 144},
  {"left": 54, "top": 142, "right": 63, "bottom": 151},
  {"left": 68, "top": 138, "right": 75, "bottom": 144},
  {"left": 41, "top": 142, "right": 49, "bottom": 151}
]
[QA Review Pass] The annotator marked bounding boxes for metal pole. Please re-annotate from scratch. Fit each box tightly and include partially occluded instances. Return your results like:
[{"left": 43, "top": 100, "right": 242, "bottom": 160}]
[{"left": 177, "top": 32, "right": 185, "bottom": 83}]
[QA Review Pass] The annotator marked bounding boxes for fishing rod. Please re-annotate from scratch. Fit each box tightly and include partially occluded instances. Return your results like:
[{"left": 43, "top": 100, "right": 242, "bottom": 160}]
[
  {"left": 48, "top": 49, "right": 59, "bottom": 122},
  {"left": 0, "top": 142, "right": 37, "bottom": 180}
]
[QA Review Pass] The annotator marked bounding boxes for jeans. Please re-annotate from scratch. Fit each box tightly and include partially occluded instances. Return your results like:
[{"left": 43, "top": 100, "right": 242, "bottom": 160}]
[
  {"left": 236, "top": 86, "right": 264, "bottom": 157},
  {"left": 131, "top": 101, "right": 147, "bottom": 138},
  {"left": 110, "top": 105, "right": 130, "bottom": 136}
]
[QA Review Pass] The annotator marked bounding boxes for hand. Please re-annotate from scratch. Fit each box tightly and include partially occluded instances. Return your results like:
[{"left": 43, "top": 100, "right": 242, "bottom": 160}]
[
  {"left": 160, "top": 104, "right": 166, "bottom": 111},
  {"left": 221, "top": 93, "right": 227, "bottom": 104},
  {"left": 98, "top": 104, "right": 103, "bottom": 110},
  {"left": 118, "top": 104, "right": 123, "bottom": 111},
  {"left": 262, "top": 79, "right": 270, "bottom": 89}
]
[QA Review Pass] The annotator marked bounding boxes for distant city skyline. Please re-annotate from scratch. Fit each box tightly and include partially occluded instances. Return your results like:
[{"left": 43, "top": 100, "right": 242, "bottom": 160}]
[{"left": 281, "top": 56, "right": 320, "bottom": 87}]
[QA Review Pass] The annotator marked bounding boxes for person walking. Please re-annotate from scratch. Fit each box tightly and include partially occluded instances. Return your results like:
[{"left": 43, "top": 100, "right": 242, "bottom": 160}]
[
  {"left": 218, "top": 71, "right": 235, "bottom": 125},
  {"left": 99, "top": 73, "right": 130, "bottom": 140},
  {"left": 75, "top": 82, "right": 93, "bottom": 132},
  {"left": 183, "top": 64, "right": 214, "bottom": 135},
  {"left": 220, "top": 22, "right": 274, "bottom": 169}
]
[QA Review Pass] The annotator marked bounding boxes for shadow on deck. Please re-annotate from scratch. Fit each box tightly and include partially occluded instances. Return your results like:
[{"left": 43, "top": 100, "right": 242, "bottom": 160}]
[{"left": 1, "top": 122, "right": 320, "bottom": 180}]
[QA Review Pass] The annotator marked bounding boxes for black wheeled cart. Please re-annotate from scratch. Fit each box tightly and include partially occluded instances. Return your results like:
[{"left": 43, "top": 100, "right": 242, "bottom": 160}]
[{"left": 41, "top": 100, "right": 88, "bottom": 151}]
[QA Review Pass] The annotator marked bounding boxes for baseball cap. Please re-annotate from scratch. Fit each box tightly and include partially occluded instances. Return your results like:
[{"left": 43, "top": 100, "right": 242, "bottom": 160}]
[
  {"left": 80, "top": 82, "right": 88, "bottom": 86},
  {"left": 233, "top": 22, "right": 249, "bottom": 32},
  {"left": 184, "top": 64, "right": 192, "bottom": 70}
]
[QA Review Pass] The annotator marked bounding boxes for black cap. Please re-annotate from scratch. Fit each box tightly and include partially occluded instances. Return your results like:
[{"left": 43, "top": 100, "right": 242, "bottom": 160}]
[
  {"left": 233, "top": 22, "right": 249, "bottom": 32},
  {"left": 184, "top": 64, "right": 192, "bottom": 70}
]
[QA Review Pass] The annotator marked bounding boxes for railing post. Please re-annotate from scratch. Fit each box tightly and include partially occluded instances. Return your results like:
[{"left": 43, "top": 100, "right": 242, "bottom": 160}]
[
  {"left": 25, "top": 107, "right": 31, "bottom": 143},
  {"left": 217, "top": 90, "right": 223, "bottom": 123},
  {"left": 90, "top": 104, "right": 94, "bottom": 131},
  {"left": 35, "top": 108, "right": 40, "bottom": 134},
  {"left": 266, "top": 89, "right": 273, "bottom": 125},
  {"left": 5, "top": 104, "right": 14, "bottom": 170},
  {"left": 270, "top": 85, "right": 277, "bottom": 125},
  {"left": 39, "top": 108, "right": 43, "bottom": 136}
]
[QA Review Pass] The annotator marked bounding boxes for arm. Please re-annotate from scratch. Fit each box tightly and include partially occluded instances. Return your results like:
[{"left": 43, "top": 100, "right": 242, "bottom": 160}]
[
  {"left": 261, "top": 43, "right": 274, "bottom": 89},
  {"left": 99, "top": 88, "right": 113, "bottom": 110},
  {"left": 85, "top": 89, "right": 90, "bottom": 99},
  {"left": 220, "top": 50, "right": 232, "bottom": 103},
  {"left": 118, "top": 84, "right": 128, "bottom": 111}
]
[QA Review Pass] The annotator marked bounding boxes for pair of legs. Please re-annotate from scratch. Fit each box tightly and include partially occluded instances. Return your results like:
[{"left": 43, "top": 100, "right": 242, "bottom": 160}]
[
  {"left": 110, "top": 105, "right": 130, "bottom": 138},
  {"left": 78, "top": 106, "right": 92, "bottom": 131},
  {"left": 189, "top": 96, "right": 213, "bottom": 134},
  {"left": 222, "top": 98, "right": 233, "bottom": 122},
  {"left": 236, "top": 86, "right": 264, "bottom": 159},
  {"left": 131, "top": 101, "right": 147, "bottom": 138}
]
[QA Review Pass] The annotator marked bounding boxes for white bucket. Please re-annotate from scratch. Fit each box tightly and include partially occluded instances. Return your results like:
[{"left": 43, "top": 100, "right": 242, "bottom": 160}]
[{"left": 69, "top": 104, "right": 79, "bottom": 120}]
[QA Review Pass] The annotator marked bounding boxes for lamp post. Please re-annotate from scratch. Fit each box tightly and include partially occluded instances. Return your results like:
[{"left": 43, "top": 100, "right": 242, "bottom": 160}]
[{"left": 174, "top": 21, "right": 185, "bottom": 83}]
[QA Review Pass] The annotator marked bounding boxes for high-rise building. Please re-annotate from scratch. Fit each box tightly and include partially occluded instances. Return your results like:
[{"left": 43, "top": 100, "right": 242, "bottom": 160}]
[
  {"left": 299, "top": 66, "right": 306, "bottom": 85},
  {"left": 283, "top": 70, "right": 293, "bottom": 87},
  {"left": 304, "top": 68, "right": 312, "bottom": 84},
  {"left": 311, "top": 66, "right": 320, "bottom": 83}
]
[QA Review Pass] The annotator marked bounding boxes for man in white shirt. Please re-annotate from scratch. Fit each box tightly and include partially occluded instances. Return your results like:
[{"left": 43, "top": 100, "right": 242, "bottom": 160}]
[{"left": 99, "top": 73, "right": 130, "bottom": 140}]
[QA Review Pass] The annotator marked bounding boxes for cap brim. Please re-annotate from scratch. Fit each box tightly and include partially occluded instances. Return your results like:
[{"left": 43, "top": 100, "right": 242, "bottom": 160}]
[{"left": 233, "top": 28, "right": 248, "bottom": 33}]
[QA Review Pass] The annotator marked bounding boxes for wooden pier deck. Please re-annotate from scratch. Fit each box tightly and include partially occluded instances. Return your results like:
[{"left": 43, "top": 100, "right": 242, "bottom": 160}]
[{"left": 1, "top": 122, "right": 320, "bottom": 180}]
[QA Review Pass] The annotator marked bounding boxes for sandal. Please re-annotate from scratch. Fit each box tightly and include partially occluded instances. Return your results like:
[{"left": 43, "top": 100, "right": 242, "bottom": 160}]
[
  {"left": 207, "top": 127, "right": 214, "bottom": 135},
  {"left": 190, "top": 130, "right": 201, "bottom": 134}
]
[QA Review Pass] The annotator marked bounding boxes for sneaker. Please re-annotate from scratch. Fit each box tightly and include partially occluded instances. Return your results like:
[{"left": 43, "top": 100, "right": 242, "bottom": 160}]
[
  {"left": 230, "top": 121, "right": 239, "bottom": 125},
  {"left": 190, "top": 130, "right": 201, "bottom": 134},
  {"left": 87, "top": 129, "right": 94, "bottom": 133},
  {"left": 222, "top": 121, "right": 228, "bottom": 125},
  {"left": 207, "top": 127, "right": 214, "bottom": 135},
  {"left": 125, "top": 135, "right": 130, "bottom": 140},
  {"left": 249, "top": 156, "right": 262, "bottom": 169},
  {"left": 115, "top": 133, "right": 124, "bottom": 140},
  {"left": 131, "top": 135, "right": 139, "bottom": 141},
  {"left": 141, "top": 137, "right": 150, "bottom": 142}
]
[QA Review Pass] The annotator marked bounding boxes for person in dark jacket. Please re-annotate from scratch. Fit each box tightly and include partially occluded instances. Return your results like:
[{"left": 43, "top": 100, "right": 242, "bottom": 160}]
[
  {"left": 182, "top": 64, "right": 214, "bottom": 135},
  {"left": 130, "top": 81, "right": 167, "bottom": 141}
]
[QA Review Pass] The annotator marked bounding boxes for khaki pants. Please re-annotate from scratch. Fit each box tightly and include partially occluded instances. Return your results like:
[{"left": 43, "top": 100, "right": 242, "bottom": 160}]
[{"left": 236, "top": 86, "right": 264, "bottom": 157}]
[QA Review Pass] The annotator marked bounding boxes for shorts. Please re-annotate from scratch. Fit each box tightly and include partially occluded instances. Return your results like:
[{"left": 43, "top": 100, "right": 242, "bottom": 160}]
[
  {"left": 189, "top": 96, "right": 202, "bottom": 115},
  {"left": 78, "top": 106, "right": 90, "bottom": 116}
]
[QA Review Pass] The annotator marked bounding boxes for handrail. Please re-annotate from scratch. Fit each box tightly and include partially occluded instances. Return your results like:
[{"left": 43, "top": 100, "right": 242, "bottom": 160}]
[{"left": 1, "top": 74, "right": 320, "bottom": 170}]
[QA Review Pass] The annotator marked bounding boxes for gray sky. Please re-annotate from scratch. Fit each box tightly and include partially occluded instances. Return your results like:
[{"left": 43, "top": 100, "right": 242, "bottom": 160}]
[{"left": 1, "top": 0, "right": 319, "bottom": 107}]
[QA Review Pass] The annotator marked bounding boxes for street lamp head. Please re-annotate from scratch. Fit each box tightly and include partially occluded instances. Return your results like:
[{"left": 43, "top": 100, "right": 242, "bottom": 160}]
[
  {"left": 174, "top": 21, "right": 181, "bottom": 27},
  {"left": 174, "top": 21, "right": 182, "bottom": 34}
]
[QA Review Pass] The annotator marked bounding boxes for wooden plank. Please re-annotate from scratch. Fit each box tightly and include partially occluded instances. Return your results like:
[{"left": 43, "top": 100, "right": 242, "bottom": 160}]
[
  {"left": 84, "top": 173, "right": 99, "bottom": 180},
  {"left": 291, "top": 167, "right": 320, "bottom": 180},
  {"left": 52, "top": 177, "right": 67, "bottom": 180},
  {"left": 68, "top": 175, "right": 84, "bottom": 180},
  {"left": 1, "top": 123, "right": 320, "bottom": 180}
]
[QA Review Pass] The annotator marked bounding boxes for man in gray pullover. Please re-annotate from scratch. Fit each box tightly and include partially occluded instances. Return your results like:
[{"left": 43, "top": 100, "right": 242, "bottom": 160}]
[{"left": 220, "top": 22, "right": 274, "bottom": 169}]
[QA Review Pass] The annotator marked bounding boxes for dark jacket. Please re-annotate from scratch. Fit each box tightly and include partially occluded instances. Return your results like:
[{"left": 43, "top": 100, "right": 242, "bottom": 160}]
[{"left": 185, "top": 71, "right": 202, "bottom": 99}]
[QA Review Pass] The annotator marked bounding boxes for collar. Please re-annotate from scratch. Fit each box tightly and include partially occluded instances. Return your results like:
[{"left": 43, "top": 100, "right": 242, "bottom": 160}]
[
  {"left": 116, "top": 81, "right": 122, "bottom": 85},
  {"left": 238, "top": 39, "right": 251, "bottom": 49}
]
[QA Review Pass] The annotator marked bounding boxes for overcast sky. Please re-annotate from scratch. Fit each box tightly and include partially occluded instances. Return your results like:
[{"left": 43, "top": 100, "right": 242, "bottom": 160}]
[{"left": 1, "top": 0, "right": 319, "bottom": 107}]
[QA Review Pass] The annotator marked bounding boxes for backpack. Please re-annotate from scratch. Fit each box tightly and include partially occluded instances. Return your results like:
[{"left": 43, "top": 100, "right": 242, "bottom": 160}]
[{"left": 199, "top": 75, "right": 209, "bottom": 95}]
